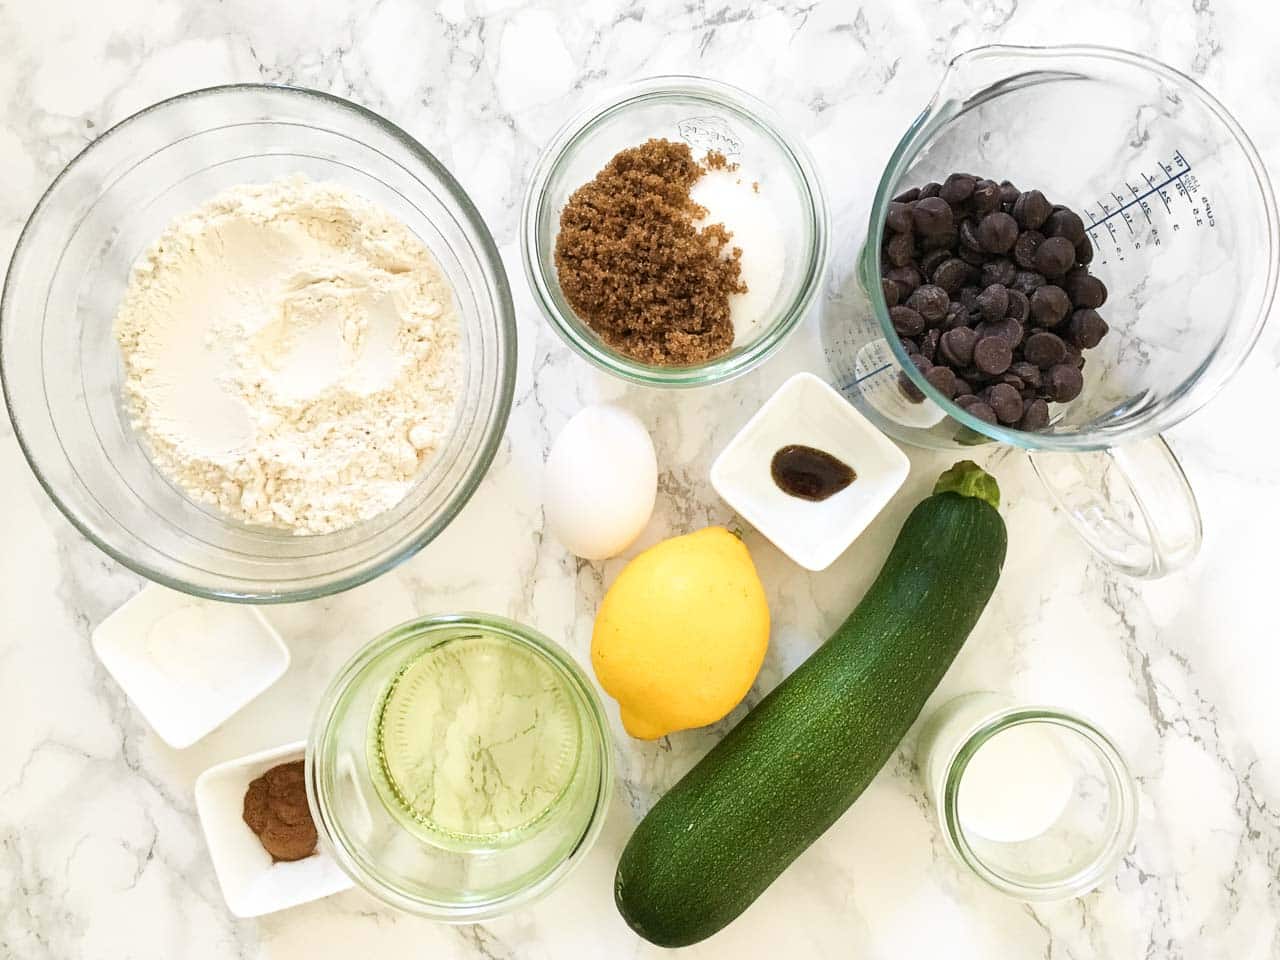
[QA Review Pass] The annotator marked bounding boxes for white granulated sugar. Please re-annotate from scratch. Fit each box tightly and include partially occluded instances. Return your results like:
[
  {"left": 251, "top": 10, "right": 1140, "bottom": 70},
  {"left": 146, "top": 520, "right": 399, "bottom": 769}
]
[
  {"left": 690, "top": 165, "right": 785, "bottom": 343},
  {"left": 115, "top": 176, "right": 463, "bottom": 535}
]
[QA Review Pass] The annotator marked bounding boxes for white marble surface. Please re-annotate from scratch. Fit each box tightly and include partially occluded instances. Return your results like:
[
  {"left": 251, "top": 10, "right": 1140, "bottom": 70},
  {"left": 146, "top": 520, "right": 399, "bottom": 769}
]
[{"left": 2, "top": 1, "right": 1279, "bottom": 957}]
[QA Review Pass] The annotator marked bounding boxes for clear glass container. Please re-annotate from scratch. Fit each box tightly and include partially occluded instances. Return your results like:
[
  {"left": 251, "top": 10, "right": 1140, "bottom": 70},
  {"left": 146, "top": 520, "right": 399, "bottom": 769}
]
[
  {"left": 916, "top": 693, "right": 1139, "bottom": 901},
  {"left": 522, "top": 75, "right": 829, "bottom": 387},
  {"left": 307, "top": 614, "right": 612, "bottom": 921},
  {"left": 0, "top": 85, "right": 516, "bottom": 602},
  {"left": 822, "top": 45, "right": 1277, "bottom": 577}
]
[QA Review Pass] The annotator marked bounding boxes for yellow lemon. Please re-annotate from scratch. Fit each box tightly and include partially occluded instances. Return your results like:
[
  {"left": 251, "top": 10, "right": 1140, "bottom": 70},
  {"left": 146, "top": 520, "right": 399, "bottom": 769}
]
[{"left": 591, "top": 527, "right": 769, "bottom": 739}]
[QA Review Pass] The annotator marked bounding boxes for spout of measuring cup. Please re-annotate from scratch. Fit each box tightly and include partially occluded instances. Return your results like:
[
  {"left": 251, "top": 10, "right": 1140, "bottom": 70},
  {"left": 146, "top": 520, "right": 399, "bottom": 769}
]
[
  {"left": 935, "top": 44, "right": 1096, "bottom": 111},
  {"left": 1027, "top": 435, "right": 1203, "bottom": 579}
]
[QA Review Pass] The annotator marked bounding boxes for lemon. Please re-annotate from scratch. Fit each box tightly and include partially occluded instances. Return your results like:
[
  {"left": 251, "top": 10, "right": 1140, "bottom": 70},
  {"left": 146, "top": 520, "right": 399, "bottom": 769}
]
[{"left": 591, "top": 527, "right": 770, "bottom": 739}]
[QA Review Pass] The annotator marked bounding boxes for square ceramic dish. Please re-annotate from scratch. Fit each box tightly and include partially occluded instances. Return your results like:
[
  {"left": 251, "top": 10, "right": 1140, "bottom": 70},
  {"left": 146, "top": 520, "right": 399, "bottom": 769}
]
[
  {"left": 194, "top": 740, "right": 353, "bottom": 918},
  {"left": 91, "top": 584, "right": 289, "bottom": 749},
  {"left": 711, "top": 372, "right": 911, "bottom": 571}
]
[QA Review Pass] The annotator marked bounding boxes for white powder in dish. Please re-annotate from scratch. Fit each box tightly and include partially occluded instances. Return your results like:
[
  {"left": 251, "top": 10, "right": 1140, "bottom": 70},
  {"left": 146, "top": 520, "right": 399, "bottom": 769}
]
[
  {"left": 690, "top": 166, "right": 785, "bottom": 342},
  {"left": 114, "top": 176, "right": 463, "bottom": 535}
]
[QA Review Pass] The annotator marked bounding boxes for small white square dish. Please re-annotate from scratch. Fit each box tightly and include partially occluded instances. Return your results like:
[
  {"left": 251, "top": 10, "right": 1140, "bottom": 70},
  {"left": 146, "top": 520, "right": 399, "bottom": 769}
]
[
  {"left": 194, "top": 740, "right": 353, "bottom": 918},
  {"left": 711, "top": 372, "right": 911, "bottom": 571},
  {"left": 91, "top": 584, "right": 290, "bottom": 749}
]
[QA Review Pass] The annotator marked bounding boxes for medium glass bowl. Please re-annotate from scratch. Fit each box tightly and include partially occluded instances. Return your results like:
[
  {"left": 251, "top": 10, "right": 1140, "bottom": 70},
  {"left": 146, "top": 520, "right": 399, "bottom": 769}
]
[
  {"left": 521, "top": 75, "right": 829, "bottom": 387},
  {"left": 306, "top": 613, "right": 612, "bottom": 921},
  {"left": 1, "top": 85, "right": 516, "bottom": 602}
]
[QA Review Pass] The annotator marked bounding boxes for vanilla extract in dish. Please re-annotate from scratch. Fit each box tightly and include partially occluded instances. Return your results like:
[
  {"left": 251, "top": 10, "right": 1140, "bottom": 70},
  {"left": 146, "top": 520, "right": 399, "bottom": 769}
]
[{"left": 770, "top": 445, "right": 856, "bottom": 501}]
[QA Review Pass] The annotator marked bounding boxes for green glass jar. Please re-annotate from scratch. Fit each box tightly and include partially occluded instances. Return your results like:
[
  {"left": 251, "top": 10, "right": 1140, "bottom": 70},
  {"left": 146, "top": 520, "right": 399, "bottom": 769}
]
[{"left": 307, "top": 614, "right": 612, "bottom": 921}]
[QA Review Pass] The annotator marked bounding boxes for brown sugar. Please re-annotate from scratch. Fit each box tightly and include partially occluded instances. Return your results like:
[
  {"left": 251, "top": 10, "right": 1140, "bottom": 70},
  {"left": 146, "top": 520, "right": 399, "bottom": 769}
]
[{"left": 554, "top": 139, "right": 747, "bottom": 366}]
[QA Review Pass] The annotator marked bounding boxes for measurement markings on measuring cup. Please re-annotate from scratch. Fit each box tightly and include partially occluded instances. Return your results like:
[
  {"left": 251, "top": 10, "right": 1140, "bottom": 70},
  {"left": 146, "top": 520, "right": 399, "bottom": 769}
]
[{"left": 1084, "top": 150, "right": 1209, "bottom": 264}]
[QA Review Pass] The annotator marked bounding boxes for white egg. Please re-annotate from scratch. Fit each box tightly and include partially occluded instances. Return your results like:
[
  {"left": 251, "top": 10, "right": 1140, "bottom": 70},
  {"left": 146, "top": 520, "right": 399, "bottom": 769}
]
[{"left": 544, "top": 404, "right": 657, "bottom": 561}]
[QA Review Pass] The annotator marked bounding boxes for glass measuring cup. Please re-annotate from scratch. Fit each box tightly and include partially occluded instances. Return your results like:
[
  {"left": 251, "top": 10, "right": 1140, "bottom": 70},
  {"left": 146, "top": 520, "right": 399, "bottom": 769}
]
[{"left": 822, "top": 45, "right": 1277, "bottom": 577}]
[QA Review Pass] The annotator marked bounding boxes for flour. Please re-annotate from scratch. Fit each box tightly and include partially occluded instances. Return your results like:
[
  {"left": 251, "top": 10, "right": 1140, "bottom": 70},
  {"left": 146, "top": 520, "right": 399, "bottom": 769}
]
[{"left": 115, "top": 176, "right": 463, "bottom": 535}]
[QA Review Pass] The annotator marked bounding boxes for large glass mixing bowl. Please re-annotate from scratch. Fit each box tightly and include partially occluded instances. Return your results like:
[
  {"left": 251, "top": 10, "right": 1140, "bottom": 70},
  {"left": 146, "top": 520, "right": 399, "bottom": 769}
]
[{"left": 1, "top": 85, "right": 516, "bottom": 602}]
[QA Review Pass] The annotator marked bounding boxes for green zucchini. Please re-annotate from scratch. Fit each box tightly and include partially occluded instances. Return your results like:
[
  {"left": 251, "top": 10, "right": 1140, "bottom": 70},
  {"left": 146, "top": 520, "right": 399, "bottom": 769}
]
[{"left": 615, "top": 461, "right": 1007, "bottom": 947}]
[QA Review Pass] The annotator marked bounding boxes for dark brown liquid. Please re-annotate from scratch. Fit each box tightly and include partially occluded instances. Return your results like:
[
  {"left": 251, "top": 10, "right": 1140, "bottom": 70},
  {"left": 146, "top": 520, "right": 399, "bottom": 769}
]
[{"left": 770, "top": 445, "right": 856, "bottom": 502}]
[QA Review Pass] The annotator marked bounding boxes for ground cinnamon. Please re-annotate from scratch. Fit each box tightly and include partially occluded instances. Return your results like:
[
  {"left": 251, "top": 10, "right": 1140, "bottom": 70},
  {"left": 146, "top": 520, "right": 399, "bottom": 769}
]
[
  {"left": 243, "top": 760, "right": 317, "bottom": 862},
  {"left": 554, "top": 139, "right": 747, "bottom": 365}
]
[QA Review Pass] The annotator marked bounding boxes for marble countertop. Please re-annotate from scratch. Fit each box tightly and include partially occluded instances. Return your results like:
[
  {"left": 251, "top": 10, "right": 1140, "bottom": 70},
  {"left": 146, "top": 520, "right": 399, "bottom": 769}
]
[{"left": 2, "top": 1, "right": 1279, "bottom": 957}]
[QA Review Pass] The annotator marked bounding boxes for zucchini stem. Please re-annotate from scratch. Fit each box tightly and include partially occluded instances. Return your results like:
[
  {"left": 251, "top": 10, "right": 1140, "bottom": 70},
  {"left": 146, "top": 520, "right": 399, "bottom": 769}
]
[{"left": 933, "top": 460, "right": 1000, "bottom": 511}]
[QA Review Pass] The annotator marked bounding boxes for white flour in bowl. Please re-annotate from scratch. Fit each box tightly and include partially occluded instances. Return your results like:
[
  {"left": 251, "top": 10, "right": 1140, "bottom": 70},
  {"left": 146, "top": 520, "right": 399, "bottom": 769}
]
[{"left": 114, "top": 176, "right": 463, "bottom": 535}]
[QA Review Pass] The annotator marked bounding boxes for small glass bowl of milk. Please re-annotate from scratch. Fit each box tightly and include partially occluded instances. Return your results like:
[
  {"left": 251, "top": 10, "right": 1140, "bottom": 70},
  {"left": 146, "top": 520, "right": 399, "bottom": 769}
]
[{"left": 916, "top": 693, "right": 1138, "bottom": 900}]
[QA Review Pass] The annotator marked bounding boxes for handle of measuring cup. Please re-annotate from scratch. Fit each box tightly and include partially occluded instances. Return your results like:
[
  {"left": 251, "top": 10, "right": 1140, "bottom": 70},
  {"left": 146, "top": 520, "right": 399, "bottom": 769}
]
[{"left": 1027, "top": 434, "right": 1203, "bottom": 579}]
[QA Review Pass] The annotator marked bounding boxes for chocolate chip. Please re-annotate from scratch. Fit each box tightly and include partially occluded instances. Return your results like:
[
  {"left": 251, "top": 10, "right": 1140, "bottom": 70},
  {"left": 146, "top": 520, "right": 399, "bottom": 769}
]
[
  {"left": 1024, "top": 330, "right": 1067, "bottom": 368},
  {"left": 890, "top": 305, "right": 926, "bottom": 336},
  {"left": 881, "top": 278, "right": 900, "bottom": 307},
  {"left": 1009, "top": 361, "right": 1042, "bottom": 390},
  {"left": 898, "top": 371, "right": 925, "bottom": 403},
  {"left": 974, "top": 336, "right": 1013, "bottom": 375},
  {"left": 1029, "top": 284, "right": 1071, "bottom": 327},
  {"left": 998, "top": 181, "right": 1020, "bottom": 209},
  {"left": 1018, "top": 398, "right": 1050, "bottom": 430},
  {"left": 920, "top": 248, "right": 951, "bottom": 278},
  {"left": 1005, "top": 289, "right": 1030, "bottom": 322},
  {"left": 971, "top": 180, "right": 1001, "bottom": 216},
  {"left": 900, "top": 337, "right": 919, "bottom": 355},
  {"left": 920, "top": 327, "right": 941, "bottom": 362},
  {"left": 925, "top": 364, "right": 958, "bottom": 397},
  {"left": 886, "top": 233, "right": 914, "bottom": 267},
  {"left": 1034, "top": 236, "right": 1076, "bottom": 277},
  {"left": 982, "top": 258, "right": 1017, "bottom": 288},
  {"left": 898, "top": 353, "right": 933, "bottom": 402},
  {"left": 953, "top": 377, "right": 973, "bottom": 397},
  {"left": 967, "top": 401, "right": 998, "bottom": 425},
  {"left": 1013, "top": 230, "right": 1043, "bottom": 270},
  {"left": 978, "top": 212, "right": 1019, "bottom": 254},
  {"left": 893, "top": 186, "right": 921, "bottom": 203},
  {"left": 912, "top": 196, "right": 954, "bottom": 236},
  {"left": 976, "top": 283, "right": 1009, "bottom": 321},
  {"left": 958, "top": 286, "right": 981, "bottom": 311},
  {"left": 906, "top": 284, "right": 950, "bottom": 322},
  {"left": 1047, "top": 363, "right": 1084, "bottom": 402},
  {"left": 959, "top": 244, "right": 988, "bottom": 266},
  {"left": 920, "top": 181, "right": 942, "bottom": 198},
  {"left": 1012, "top": 190, "right": 1052, "bottom": 230},
  {"left": 1044, "top": 208, "right": 1086, "bottom": 244},
  {"left": 886, "top": 202, "right": 914, "bottom": 234},
  {"left": 921, "top": 228, "right": 961, "bottom": 252},
  {"left": 1068, "top": 308, "right": 1109, "bottom": 348},
  {"left": 988, "top": 382, "right": 1024, "bottom": 424},
  {"left": 1012, "top": 270, "right": 1046, "bottom": 295},
  {"left": 942, "top": 302, "right": 968, "bottom": 329},
  {"left": 975, "top": 316, "right": 1024, "bottom": 347},
  {"left": 1064, "top": 269, "right": 1108, "bottom": 308},
  {"left": 958, "top": 218, "right": 983, "bottom": 253},
  {"left": 1075, "top": 235, "right": 1094, "bottom": 265},
  {"left": 940, "top": 174, "right": 976, "bottom": 207},
  {"left": 938, "top": 326, "right": 977, "bottom": 367},
  {"left": 932, "top": 257, "right": 971, "bottom": 294},
  {"left": 885, "top": 265, "right": 922, "bottom": 295}
]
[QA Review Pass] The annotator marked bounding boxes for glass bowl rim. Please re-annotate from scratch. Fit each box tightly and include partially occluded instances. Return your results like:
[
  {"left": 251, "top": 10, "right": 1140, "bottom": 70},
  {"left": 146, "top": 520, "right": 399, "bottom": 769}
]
[
  {"left": 940, "top": 704, "right": 1139, "bottom": 901},
  {"left": 306, "top": 612, "right": 614, "bottom": 921},
  {"left": 864, "top": 43, "right": 1278, "bottom": 452},
  {"left": 519, "top": 73, "right": 830, "bottom": 388},
  {"left": 0, "top": 83, "right": 518, "bottom": 603}
]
